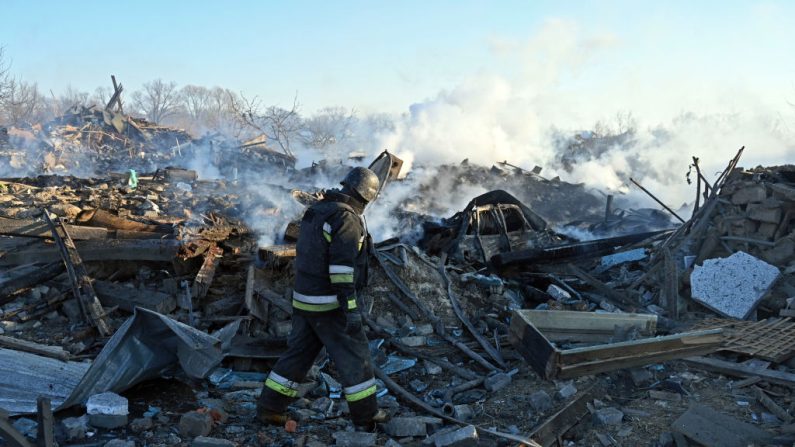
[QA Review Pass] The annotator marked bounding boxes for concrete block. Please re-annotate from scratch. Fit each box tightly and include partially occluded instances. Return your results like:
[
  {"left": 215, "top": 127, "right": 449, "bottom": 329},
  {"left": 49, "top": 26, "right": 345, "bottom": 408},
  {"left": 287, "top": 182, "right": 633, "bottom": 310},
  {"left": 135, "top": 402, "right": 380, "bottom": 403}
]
[
  {"left": 414, "top": 323, "right": 434, "bottom": 336},
  {"left": 332, "top": 430, "right": 377, "bottom": 447},
  {"left": 433, "top": 425, "right": 479, "bottom": 446},
  {"left": 179, "top": 411, "right": 213, "bottom": 438},
  {"left": 763, "top": 237, "right": 795, "bottom": 265},
  {"left": 87, "top": 391, "right": 128, "bottom": 416},
  {"left": 691, "top": 251, "right": 780, "bottom": 319},
  {"left": 484, "top": 373, "right": 511, "bottom": 392},
  {"left": 453, "top": 404, "right": 474, "bottom": 420},
  {"left": 593, "top": 407, "right": 624, "bottom": 426},
  {"left": 758, "top": 222, "right": 779, "bottom": 240},
  {"left": 383, "top": 417, "right": 428, "bottom": 437},
  {"left": 529, "top": 390, "right": 552, "bottom": 412},
  {"left": 747, "top": 203, "right": 782, "bottom": 224},
  {"left": 192, "top": 437, "right": 236, "bottom": 447},
  {"left": 61, "top": 415, "right": 89, "bottom": 440},
  {"left": 89, "top": 413, "right": 128, "bottom": 430},
  {"left": 732, "top": 185, "right": 767, "bottom": 204},
  {"left": 556, "top": 383, "right": 578, "bottom": 400}
]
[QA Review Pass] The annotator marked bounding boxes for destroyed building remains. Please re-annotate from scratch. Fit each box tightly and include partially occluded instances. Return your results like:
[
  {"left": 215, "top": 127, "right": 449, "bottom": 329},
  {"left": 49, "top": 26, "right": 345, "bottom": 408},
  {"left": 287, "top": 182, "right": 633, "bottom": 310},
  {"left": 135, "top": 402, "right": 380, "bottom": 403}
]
[{"left": 1, "top": 100, "right": 795, "bottom": 447}]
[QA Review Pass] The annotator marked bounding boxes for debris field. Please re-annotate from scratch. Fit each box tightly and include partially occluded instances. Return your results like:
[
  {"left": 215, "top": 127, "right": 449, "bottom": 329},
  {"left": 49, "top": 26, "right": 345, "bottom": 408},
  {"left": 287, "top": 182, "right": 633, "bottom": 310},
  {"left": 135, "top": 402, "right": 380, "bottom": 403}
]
[{"left": 1, "top": 104, "right": 795, "bottom": 447}]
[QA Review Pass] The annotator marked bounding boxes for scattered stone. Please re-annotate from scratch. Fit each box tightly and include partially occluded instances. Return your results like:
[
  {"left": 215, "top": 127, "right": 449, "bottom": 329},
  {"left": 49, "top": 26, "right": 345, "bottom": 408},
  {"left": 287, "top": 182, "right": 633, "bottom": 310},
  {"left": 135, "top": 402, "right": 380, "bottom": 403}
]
[
  {"left": 593, "top": 407, "right": 624, "bottom": 426},
  {"left": 61, "top": 414, "right": 89, "bottom": 440},
  {"left": 383, "top": 417, "right": 428, "bottom": 437},
  {"left": 761, "top": 412, "right": 782, "bottom": 425},
  {"left": 129, "top": 417, "right": 153, "bottom": 432},
  {"left": 483, "top": 373, "right": 511, "bottom": 392},
  {"left": 556, "top": 383, "right": 578, "bottom": 400},
  {"left": 691, "top": 251, "right": 780, "bottom": 319},
  {"left": 529, "top": 390, "right": 553, "bottom": 413},
  {"left": 179, "top": 411, "right": 213, "bottom": 438},
  {"left": 546, "top": 284, "right": 571, "bottom": 301},
  {"left": 424, "top": 360, "right": 443, "bottom": 375},
  {"left": 332, "top": 430, "right": 377, "bottom": 447},
  {"left": 409, "top": 379, "right": 428, "bottom": 393},
  {"left": 87, "top": 392, "right": 129, "bottom": 429},
  {"left": 628, "top": 368, "right": 653, "bottom": 387},
  {"left": 311, "top": 397, "right": 334, "bottom": 416},
  {"left": 432, "top": 424, "right": 479, "bottom": 446},
  {"left": 400, "top": 336, "right": 427, "bottom": 347},
  {"left": 192, "top": 436, "right": 236, "bottom": 447},
  {"left": 384, "top": 439, "right": 402, "bottom": 447},
  {"left": 453, "top": 404, "right": 474, "bottom": 420}
]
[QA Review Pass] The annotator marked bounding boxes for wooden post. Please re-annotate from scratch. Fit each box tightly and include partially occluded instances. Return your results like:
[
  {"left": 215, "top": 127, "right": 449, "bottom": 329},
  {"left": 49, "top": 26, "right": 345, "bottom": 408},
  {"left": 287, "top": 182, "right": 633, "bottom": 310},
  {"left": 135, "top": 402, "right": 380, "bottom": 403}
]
[{"left": 36, "top": 397, "right": 54, "bottom": 447}]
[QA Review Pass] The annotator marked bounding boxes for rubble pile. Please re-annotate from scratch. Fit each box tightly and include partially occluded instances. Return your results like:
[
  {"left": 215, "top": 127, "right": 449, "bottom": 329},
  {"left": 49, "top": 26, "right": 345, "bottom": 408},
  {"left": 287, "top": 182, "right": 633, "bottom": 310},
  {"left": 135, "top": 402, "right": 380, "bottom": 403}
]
[{"left": 1, "top": 140, "right": 795, "bottom": 447}]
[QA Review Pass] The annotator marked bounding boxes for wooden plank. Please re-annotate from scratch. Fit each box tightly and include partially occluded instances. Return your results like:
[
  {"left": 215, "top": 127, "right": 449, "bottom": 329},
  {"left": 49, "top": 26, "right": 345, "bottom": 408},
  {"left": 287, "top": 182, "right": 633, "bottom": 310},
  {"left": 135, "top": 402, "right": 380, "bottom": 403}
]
[
  {"left": 662, "top": 248, "right": 679, "bottom": 319},
  {"left": 93, "top": 280, "right": 176, "bottom": 314},
  {"left": 257, "top": 244, "right": 296, "bottom": 267},
  {"left": 685, "top": 356, "right": 795, "bottom": 388},
  {"left": 0, "top": 335, "right": 70, "bottom": 361},
  {"left": 671, "top": 403, "right": 771, "bottom": 447},
  {"left": 244, "top": 265, "right": 268, "bottom": 323},
  {"left": 753, "top": 386, "right": 793, "bottom": 423},
  {"left": 515, "top": 309, "right": 657, "bottom": 343},
  {"left": 559, "top": 329, "right": 723, "bottom": 365},
  {"left": 193, "top": 245, "right": 223, "bottom": 299},
  {"left": 256, "top": 287, "right": 292, "bottom": 316},
  {"left": 530, "top": 386, "right": 595, "bottom": 447},
  {"left": 43, "top": 213, "right": 112, "bottom": 336},
  {"left": 0, "top": 217, "right": 165, "bottom": 240},
  {"left": 0, "top": 238, "right": 181, "bottom": 266},
  {"left": 0, "top": 263, "right": 63, "bottom": 303},
  {"left": 566, "top": 264, "right": 633, "bottom": 308},
  {"left": 509, "top": 310, "right": 558, "bottom": 379},
  {"left": 36, "top": 397, "right": 54, "bottom": 447},
  {"left": 0, "top": 417, "right": 34, "bottom": 447}
]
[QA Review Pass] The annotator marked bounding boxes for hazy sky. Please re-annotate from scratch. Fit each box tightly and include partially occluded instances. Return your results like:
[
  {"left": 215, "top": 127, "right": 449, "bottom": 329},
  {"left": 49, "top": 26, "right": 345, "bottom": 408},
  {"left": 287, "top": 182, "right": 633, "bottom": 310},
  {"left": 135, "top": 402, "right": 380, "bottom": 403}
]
[{"left": 2, "top": 0, "right": 794, "bottom": 115}]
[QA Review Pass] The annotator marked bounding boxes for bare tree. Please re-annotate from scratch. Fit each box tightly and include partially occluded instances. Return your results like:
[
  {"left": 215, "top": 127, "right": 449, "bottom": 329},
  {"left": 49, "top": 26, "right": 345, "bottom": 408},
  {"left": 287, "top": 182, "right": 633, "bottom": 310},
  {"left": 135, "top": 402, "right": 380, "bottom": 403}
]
[
  {"left": 180, "top": 84, "right": 211, "bottom": 122},
  {"left": 0, "top": 46, "right": 11, "bottom": 104},
  {"left": 131, "top": 79, "right": 181, "bottom": 123},
  {"left": 0, "top": 79, "right": 45, "bottom": 126},
  {"left": 300, "top": 106, "right": 357, "bottom": 149},
  {"left": 52, "top": 85, "right": 90, "bottom": 115},
  {"left": 231, "top": 93, "right": 303, "bottom": 157}
]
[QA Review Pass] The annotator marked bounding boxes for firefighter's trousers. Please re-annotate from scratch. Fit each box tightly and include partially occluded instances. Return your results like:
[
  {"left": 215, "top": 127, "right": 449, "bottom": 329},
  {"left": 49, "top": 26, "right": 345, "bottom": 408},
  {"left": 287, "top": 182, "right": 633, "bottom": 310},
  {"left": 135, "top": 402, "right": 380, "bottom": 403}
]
[{"left": 257, "top": 311, "right": 378, "bottom": 426}]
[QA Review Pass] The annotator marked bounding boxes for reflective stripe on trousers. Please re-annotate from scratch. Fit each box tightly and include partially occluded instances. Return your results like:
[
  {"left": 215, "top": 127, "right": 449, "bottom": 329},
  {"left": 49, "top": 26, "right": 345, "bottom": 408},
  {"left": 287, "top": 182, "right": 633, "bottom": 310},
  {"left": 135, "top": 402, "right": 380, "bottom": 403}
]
[
  {"left": 264, "top": 371, "right": 300, "bottom": 397},
  {"left": 344, "top": 377, "right": 377, "bottom": 402}
]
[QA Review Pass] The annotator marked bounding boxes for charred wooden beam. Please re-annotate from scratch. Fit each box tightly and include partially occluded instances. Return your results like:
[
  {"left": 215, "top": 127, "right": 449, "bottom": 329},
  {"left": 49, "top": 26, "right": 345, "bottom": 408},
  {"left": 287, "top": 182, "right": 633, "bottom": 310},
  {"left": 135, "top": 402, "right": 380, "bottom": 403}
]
[
  {"left": 36, "top": 397, "right": 54, "bottom": 447},
  {"left": 193, "top": 244, "right": 223, "bottom": 299},
  {"left": 0, "top": 263, "right": 64, "bottom": 304},
  {"left": 0, "top": 417, "right": 33, "bottom": 447},
  {"left": 43, "top": 212, "right": 112, "bottom": 336},
  {"left": 0, "top": 335, "right": 70, "bottom": 361},
  {"left": 93, "top": 280, "right": 176, "bottom": 314},
  {"left": 510, "top": 310, "right": 722, "bottom": 379},
  {"left": 0, "top": 238, "right": 181, "bottom": 266},
  {"left": 530, "top": 386, "right": 596, "bottom": 447},
  {"left": 0, "top": 216, "right": 167, "bottom": 240}
]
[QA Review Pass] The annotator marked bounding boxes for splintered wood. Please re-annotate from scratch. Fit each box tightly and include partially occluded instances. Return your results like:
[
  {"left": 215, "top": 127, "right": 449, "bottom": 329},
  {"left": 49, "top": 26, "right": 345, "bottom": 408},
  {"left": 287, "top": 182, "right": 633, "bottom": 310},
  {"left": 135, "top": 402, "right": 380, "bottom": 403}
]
[{"left": 700, "top": 317, "right": 795, "bottom": 362}]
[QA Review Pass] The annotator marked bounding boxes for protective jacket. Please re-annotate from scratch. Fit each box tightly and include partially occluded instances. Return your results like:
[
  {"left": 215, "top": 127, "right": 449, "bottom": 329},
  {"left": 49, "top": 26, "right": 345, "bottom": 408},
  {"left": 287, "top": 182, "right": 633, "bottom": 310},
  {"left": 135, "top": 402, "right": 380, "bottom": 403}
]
[
  {"left": 292, "top": 190, "right": 369, "bottom": 314},
  {"left": 258, "top": 188, "right": 378, "bottom": 426}
]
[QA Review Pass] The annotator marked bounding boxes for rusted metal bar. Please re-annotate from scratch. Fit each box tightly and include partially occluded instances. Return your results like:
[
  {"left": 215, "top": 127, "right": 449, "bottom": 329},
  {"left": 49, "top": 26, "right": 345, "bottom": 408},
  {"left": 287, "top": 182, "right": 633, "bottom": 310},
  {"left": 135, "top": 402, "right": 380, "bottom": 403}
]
[{"left": 629, "top": 177, "right": 686, "bottom": 224}]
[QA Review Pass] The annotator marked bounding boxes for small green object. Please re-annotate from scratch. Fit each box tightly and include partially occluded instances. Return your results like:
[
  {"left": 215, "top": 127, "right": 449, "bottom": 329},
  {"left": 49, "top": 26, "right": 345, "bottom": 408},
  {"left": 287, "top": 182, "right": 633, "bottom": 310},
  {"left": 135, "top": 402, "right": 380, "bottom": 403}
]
[{"left": 128, "top": 169, "right": 138, "bottom": 189}]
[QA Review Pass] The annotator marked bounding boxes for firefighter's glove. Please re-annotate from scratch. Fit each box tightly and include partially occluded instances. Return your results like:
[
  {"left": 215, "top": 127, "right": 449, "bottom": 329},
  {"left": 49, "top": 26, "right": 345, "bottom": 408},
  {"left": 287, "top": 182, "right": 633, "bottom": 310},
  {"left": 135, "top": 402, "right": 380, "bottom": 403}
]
[{"left": 344, "top": 311, "right": 363, "bottom": 335}]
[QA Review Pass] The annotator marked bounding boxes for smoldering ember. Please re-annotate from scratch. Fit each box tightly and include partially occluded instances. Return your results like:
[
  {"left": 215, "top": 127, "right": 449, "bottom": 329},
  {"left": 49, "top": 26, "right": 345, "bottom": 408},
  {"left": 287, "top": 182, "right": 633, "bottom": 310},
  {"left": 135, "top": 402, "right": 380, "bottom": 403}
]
[{"left": 0, "top": 72, "right": 794, "bottom": 447}]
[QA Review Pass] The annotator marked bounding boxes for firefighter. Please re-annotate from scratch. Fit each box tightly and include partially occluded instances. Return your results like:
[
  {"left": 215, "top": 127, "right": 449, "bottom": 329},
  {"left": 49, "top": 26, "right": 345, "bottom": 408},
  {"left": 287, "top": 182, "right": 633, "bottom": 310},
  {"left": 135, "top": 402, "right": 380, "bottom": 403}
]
[{"left": 257, "top": 166, "right": 389, "bottom": 431}]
